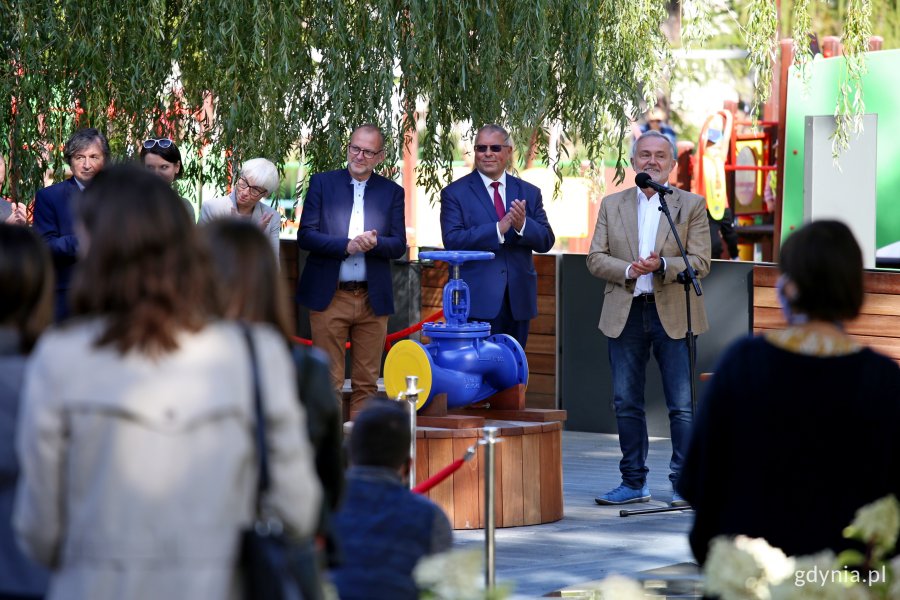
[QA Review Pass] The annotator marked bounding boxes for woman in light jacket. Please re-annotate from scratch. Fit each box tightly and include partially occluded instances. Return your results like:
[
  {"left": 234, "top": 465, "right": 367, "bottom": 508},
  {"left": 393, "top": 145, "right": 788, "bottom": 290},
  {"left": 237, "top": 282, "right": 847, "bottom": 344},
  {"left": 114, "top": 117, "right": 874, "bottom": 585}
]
[{"left": 13, "top": 165, "right": 321, "bottom": 600}]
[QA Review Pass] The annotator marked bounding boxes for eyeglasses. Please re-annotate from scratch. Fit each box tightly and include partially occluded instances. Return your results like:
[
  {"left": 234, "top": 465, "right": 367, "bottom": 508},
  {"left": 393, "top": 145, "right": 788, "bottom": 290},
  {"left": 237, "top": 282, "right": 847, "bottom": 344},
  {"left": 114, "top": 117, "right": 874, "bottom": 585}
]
[
  {"left": 347, "top": 144, "right": 383, "bottom": 159},
  {"left": 142, "top": 138, "right": 173, "bottom": 149},
  {"left": 474, "top": 144, "right": 509, "bottom": 153},
  {"left": 236, "top": 176, "right": 267, "bottom": 197}
]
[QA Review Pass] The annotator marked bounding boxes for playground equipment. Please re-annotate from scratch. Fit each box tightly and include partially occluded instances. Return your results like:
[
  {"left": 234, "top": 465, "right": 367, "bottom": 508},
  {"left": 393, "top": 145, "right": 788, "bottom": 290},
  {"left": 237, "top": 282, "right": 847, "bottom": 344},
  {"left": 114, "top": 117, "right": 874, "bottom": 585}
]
[
  {"left": 693, "top": 107, "right": 778, "bottom": 261},
  {"left": 383, "top": 250, "right": 529, "bottom": 411}
]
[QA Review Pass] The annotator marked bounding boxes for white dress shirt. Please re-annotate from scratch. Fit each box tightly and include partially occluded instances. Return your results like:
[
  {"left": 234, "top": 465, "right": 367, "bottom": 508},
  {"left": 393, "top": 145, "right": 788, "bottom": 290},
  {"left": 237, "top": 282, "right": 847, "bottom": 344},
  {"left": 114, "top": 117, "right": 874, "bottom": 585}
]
[
  {"left": 631, "top": 188, "right": 663, "bottom": 296},
  {"left": 477, "top": 170, "right": 526, "bottom": 242}
]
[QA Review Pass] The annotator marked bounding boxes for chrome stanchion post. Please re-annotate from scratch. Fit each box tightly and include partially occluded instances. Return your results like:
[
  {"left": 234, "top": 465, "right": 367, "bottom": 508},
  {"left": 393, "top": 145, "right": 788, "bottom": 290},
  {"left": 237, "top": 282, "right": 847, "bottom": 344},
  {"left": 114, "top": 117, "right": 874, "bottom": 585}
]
[
  {"left": 404, "top": 375, "right": 419, "bottom": 490},
  {"left": 482, "top": 426, "right": 500, "bottom": 591}
]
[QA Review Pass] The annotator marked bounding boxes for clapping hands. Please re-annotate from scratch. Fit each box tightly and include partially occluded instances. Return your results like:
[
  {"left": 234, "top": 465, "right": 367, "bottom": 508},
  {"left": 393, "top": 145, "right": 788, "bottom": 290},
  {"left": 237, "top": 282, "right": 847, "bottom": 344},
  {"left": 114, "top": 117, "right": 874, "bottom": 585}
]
[
  {"left": 628, "top": 251, "right": 663, "bottom": 279},
  {"left": 4, "top": 202, "right": 27, "bottom": 226},
  {"left": 346, "top": 229, "right": 378, "bottom": 255},
  {"left": 498, "top": 200, "right": 526, "bottom": 234}
]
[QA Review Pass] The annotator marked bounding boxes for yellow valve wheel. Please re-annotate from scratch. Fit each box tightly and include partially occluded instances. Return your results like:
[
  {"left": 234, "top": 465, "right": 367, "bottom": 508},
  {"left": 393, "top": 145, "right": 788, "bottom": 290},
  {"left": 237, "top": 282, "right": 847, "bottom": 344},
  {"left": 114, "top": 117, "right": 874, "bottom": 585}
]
[{"left": 384, "top": 340, "right": 433, "bottom": 411}]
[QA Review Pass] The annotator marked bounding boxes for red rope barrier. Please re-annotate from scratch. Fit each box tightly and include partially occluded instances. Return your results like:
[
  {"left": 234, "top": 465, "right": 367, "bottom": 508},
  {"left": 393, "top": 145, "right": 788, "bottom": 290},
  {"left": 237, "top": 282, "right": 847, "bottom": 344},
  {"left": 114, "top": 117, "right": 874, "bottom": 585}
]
[
  {"left": 413, "top": 459, "right": 465, "bottom": 494},
  {"left": 384, "top": 309, "right": 444, "bottom": 350},
  {"left": 290, "top": 309, "right": 445, "bottom": 350},
  {"left": 413, "top": 444, "right": 476, "bottom": 494}
]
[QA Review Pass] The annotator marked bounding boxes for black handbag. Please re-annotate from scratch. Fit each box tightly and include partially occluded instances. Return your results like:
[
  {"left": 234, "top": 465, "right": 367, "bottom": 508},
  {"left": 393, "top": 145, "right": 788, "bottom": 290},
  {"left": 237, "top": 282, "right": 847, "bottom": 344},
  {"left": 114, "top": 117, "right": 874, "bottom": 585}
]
[{"left": 240, "top": 325, "right": 323, "bottom": 600}]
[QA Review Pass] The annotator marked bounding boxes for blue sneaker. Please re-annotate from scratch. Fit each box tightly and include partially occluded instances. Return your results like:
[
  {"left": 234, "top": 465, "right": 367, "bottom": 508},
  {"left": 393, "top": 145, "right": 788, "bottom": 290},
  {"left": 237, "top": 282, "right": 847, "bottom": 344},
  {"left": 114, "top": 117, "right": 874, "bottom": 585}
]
[
  {"left": 594, "top": 484, "right": 651, "bottom": 505},
  {"left": 670, "top": 491, "right": 689, "bottom": 508}
]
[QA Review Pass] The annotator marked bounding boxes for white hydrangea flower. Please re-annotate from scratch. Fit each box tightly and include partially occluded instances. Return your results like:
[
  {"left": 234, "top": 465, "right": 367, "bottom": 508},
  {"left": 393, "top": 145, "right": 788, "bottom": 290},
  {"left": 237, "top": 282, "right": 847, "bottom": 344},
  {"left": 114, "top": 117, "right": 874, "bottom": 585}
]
[
  {"left": 844, "top": 495, "right": 900, "bottom": 553},
  {"left": 594, "top": 574, "right": 646, "bottom": 599},
  {"left": 704, "top": 535, "right": 795, "bottom": 600},
  {"left": 414, "top": 549, "right": 487, "bottom": 600}
]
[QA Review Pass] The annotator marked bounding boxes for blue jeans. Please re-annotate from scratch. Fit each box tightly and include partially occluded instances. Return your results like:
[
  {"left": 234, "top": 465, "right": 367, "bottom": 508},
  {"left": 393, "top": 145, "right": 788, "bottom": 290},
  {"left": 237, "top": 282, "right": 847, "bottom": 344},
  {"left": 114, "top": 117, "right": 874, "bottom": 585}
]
[{"left": 608, "top": 298, "right": 693, "bottom": 489}]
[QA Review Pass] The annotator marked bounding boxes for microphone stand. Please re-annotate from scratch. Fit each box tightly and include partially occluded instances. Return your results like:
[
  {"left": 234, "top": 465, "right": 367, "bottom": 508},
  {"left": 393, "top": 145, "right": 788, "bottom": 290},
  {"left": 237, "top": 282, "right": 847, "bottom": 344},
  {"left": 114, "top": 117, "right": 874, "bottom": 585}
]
[{"left": 620, "top": 188, "right": 702, "bottom": 517}]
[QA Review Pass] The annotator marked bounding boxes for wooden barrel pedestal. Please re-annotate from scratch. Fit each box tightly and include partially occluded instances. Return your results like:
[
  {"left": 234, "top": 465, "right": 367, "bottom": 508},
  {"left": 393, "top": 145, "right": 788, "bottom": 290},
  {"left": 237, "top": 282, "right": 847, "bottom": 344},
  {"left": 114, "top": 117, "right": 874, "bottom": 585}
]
[{"left": 415, "top": 419, "right": 564, "bottom": 529}]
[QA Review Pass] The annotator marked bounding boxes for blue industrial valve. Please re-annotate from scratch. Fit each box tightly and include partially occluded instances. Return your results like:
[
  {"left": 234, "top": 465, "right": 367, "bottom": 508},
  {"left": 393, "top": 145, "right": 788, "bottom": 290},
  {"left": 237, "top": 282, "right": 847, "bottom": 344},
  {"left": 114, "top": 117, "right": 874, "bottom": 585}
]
[{"left": 384, "top": 250, "right": 529, "bottom": 411}]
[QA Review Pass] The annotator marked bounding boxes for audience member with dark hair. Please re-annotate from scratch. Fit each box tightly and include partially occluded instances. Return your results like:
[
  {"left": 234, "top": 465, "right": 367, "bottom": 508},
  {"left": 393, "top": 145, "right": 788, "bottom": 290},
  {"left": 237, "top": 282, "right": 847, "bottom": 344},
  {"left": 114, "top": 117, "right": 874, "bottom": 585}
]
[
  {"left": 330, "top": 400, "right": 452, "bottom": 600},
  {"left": 0, "top": 225, "right": 52, "bottom": 599},
  {"left": 678, "top": 220, "right": 900, "bottom": 564},
  {"left": 139, "top": 137, "right": 195, "bottom": 221},
  {"left": 13, "top": 165, "right": 321, "bottom": 600},
  {"left": 32, "top": 127, "right": 110, "bottom": 320},
  {"left": 204, "top": 219, "right": 344, "bottom": 571}
]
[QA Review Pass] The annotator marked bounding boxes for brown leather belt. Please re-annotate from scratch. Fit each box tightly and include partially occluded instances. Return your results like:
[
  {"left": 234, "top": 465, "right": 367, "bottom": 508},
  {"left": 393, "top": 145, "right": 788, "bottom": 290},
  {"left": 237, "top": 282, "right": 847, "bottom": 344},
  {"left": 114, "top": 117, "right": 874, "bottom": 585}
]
[{"left": 338, "top": 281, "right": 368, "bottom": 292}]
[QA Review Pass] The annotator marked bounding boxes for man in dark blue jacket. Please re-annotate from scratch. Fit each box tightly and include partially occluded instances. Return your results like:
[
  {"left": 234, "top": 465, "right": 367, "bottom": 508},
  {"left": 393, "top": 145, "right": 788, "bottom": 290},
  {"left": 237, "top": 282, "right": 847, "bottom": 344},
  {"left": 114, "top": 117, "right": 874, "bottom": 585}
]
[
  {"left": 33, "top": 128, "right": 109, "bottom": 320},
  {"left": 330, "top": 400, "right": 451, "bottom": 600},
  {"left": 440, "top": 124, "right": 555, "bottom": 348},
  {"left": 296, "top": 124, "right": 406, "bottom": 415}
]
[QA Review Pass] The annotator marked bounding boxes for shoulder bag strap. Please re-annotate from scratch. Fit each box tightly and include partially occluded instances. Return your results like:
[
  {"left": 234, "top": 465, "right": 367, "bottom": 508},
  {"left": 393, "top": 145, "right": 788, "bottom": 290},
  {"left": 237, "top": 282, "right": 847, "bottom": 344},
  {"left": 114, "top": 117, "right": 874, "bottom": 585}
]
[{"left": 241, "top": 323, "right": 271, "bottom": 514}]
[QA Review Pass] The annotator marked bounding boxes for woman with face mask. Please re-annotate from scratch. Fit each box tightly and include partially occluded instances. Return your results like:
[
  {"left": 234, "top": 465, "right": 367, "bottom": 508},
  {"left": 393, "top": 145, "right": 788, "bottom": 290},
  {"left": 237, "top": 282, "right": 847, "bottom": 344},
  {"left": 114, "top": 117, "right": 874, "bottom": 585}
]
[
  {"left": 678, "top": 220, "right": 900, "bottom": 565},
  {"left": 139, "top": 138, "right": 196, "bottom": 222}
]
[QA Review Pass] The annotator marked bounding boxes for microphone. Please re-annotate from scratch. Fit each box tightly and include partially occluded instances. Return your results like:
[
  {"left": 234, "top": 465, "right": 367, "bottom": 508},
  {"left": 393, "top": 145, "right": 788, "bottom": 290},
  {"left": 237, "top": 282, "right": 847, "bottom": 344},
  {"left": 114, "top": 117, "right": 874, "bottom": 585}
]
[{"left": 635, "top": 172, "right": 674, "bottom": 195}]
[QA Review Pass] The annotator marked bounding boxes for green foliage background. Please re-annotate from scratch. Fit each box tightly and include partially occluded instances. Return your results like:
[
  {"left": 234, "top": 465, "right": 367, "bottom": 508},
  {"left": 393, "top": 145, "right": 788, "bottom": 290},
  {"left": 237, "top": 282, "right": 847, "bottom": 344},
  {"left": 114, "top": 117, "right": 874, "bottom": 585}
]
[
  {"left": 0, "top": 0, "right": 668, "bottom": 203},
  {"left": 0, "top": 0, "right": 882, "bottom": 203}
]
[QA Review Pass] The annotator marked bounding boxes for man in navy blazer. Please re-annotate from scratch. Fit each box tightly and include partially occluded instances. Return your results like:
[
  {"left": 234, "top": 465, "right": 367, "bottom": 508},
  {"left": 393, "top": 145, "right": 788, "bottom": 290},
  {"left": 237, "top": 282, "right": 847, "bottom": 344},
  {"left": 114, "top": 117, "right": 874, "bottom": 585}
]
[
  {"left": 296, "top": 125, "right": 406, "bottom": 415},
  {"left": 33, "top": 128, "right": 109, "bottom": 321},
  {"left": 440, "top": 124, "right": 555, "bottom": 348}
]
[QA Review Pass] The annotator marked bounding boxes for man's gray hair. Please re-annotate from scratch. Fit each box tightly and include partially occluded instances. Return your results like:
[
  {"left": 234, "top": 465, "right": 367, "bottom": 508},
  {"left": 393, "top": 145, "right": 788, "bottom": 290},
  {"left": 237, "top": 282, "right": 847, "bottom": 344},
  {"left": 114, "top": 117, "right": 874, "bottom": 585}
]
[
  {"left": 240, "top": 158, "right": 279, "bottom": 196},
  {"left": 476, "top": 124, "right": 512, "bottom": 146},
  {"left": 63, "top": 128, "right": 110, "bottom": 165},
  {"left": 630, "top": 130, "right": 677, "bottom": 162}
]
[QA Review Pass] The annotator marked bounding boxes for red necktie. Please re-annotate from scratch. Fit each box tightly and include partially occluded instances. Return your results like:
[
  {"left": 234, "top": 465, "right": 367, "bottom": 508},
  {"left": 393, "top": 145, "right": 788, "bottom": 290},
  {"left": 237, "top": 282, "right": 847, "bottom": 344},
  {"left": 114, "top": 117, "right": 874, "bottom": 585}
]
[{"left": 491, "top": 181, "right": 505, "bottom": 220}]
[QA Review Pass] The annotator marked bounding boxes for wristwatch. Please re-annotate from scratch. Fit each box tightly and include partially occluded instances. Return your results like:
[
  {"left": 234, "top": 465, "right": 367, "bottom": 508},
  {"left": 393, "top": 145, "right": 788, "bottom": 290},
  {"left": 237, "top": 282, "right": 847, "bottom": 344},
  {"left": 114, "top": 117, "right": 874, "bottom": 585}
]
[{"left": 655, "top": 258, "right": 666, "bottom": 276}]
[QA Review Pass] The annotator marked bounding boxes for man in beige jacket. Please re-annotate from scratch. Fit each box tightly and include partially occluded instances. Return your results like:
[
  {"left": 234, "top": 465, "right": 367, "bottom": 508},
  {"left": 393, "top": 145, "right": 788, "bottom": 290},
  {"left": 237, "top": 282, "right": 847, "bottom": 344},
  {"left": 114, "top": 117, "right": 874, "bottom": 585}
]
[{"left": 586, "top": 130, "right": 711, "bottom": 507}]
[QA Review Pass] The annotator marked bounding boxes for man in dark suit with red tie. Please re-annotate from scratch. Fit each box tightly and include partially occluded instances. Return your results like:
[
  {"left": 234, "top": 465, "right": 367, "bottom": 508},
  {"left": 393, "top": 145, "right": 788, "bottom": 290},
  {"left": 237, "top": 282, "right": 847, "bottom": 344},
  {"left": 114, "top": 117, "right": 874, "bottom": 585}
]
[
  {"left": 439, "top": 124, "right": 555, "bottom": 348},
  {"left": 296, "top": 124, "right": 406, "bottom": 416}
]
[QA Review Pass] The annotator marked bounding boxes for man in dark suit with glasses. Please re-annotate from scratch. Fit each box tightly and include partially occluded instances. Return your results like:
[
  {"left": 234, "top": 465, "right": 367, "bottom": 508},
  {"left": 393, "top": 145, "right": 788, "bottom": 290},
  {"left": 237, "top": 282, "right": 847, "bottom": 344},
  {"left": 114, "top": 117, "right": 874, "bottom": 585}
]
[{"left": 296, "top": 124, "right": 406, "bottom": 418}]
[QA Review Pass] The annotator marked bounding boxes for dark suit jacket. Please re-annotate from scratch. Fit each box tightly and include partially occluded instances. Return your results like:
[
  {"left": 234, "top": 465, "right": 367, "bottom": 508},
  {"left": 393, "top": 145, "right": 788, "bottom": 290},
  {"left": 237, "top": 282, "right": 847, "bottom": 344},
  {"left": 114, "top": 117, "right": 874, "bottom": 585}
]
[
  {"left": 296, "top": 169, "right": 406, "bottom": 316},
  {"left": 439, "top": 171, "right": 555, "bottom": 321},
  {"left": 33, "top": 178, "right": 81, "bottom": 308}
]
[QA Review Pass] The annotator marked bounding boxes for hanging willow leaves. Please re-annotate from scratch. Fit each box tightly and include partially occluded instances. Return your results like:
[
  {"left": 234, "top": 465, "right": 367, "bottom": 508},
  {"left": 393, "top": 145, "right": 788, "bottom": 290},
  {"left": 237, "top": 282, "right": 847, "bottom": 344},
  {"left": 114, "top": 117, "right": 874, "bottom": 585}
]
[
  {"left": 743, "top": 0, "right": 778, "bottom": 117},
  {"left": 682, "top": 0, "right": 715, "bottom": 49},
  {"left": 791, "top": 0, "right": 814, "bottom": 85},
  {"left": 0, "top": 0, "right": 879, "bottom": 203},
  {"left": 832, "top": 0, "right": 873, "bottom": 162}
]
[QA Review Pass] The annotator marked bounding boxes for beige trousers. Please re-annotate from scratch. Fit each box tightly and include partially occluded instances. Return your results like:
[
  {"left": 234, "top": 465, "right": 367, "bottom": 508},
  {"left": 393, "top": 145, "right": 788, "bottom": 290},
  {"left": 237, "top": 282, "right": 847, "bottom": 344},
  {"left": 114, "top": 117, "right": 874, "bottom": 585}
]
[{"left": 309, "top": 289, "right": 388, "bottom": 414}]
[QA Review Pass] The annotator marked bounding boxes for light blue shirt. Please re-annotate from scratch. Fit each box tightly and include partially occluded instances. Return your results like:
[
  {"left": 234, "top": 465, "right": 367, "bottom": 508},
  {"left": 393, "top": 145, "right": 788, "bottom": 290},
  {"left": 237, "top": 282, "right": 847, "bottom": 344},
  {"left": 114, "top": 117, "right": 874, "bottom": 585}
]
[{"left": 339, "top": 178, "right": 368, "bottom": 282}]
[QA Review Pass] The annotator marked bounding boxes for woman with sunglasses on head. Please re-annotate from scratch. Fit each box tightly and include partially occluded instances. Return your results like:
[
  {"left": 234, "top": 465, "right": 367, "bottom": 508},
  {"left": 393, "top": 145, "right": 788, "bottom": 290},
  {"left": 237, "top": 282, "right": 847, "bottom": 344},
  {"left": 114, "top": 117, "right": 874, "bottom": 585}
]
[
  {"left": 198, "top": 157, "right": 282, "bottom": 258},
  {"left": 139, "top": 138, "right": 196, "bottom": 222}
]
